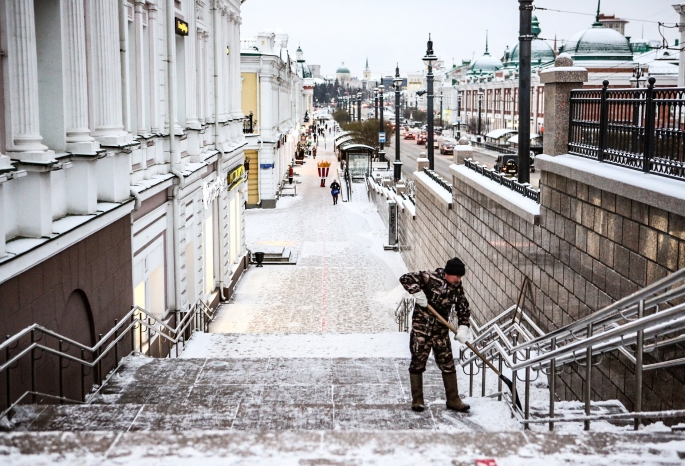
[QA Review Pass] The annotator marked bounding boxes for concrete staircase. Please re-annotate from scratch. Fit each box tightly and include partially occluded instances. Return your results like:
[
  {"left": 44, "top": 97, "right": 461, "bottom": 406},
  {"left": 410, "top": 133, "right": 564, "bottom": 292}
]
[{"left": 2, "top": 333, "right": 685, "bottom": 464}]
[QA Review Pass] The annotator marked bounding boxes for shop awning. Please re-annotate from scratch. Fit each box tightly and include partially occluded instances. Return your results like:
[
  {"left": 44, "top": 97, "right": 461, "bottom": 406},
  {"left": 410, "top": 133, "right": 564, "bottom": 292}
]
[
  {"left": 507, "top": 134, "right": 539, "bottom": 144},
  {"left": 485, "top": 128, "right": 517, "bottom": 140}
]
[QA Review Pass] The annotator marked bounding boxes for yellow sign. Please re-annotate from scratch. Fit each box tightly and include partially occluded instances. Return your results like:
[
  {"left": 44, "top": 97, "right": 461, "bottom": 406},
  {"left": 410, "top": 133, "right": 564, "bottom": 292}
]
[
  {"left": 175, "top": 18, "right": 188, "bottom": 36},
  {"left": 227, "top": 165, "right": 245, "bottom": 191}
]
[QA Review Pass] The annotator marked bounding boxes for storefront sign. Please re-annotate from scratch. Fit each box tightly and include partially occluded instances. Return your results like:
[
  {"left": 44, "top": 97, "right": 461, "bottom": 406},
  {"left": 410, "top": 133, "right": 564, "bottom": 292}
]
[
  {"left": 202, "top": 176, "right": 226, "bottom": 209},
  {"left": 227, "top": 165, "right": 245, "bottom": 191},
  {"left": 175, "top": 18, "right": 189, "bottom": 36}
]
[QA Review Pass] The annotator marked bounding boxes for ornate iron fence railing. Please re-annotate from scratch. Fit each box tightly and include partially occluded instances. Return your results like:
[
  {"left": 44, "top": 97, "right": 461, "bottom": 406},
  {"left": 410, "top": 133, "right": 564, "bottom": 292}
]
[
  {"left": 568, "top": 78, "right": 685, "bottom": 181},
  {"left": 464, "top": 158, "right": 540, "bottom": 204}
]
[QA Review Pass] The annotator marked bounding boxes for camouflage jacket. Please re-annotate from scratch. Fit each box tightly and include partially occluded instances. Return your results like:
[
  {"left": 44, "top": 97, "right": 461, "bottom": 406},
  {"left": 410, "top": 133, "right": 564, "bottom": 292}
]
[{"left": 399, "top": 268, "right": 471, "bottom": 327}]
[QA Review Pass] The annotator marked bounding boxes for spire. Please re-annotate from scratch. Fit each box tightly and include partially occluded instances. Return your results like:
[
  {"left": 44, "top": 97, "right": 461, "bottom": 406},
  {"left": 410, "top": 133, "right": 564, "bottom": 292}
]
[
  {"left": 553, "top": 34, "right": 558, "bottom": 55},
  {"left": 593, "top": 0, "right": 603, "bottom": 26},
  {"left": 485, "top": 30, "right": 489, "bottom": 54},
  {"left": 395, "top": 62, "right": 399, "bottom": 77},
  {"left": 366, "top": 56, "right": 369, "bottom": 68}
]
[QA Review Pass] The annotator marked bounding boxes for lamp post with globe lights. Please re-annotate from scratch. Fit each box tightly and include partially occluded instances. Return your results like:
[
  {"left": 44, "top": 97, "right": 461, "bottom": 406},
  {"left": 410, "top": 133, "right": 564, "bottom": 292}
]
[
  {"left": 393, "top": 65, "right": 403, "bottom": 182},
  {"left": 422, "top": 35, "right": 438, "bottom": 170}
]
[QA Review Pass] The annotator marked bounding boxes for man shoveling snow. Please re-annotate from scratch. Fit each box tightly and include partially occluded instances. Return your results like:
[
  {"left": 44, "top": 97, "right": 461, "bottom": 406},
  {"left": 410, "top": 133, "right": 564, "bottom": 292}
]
[{"left": 400, "top": 257, "right": 472, "bottom": 413}]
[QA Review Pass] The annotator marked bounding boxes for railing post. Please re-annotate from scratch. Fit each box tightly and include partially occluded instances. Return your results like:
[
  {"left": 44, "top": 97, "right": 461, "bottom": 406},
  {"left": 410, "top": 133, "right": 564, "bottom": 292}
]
[
  {"left": 642, "top": 77, "right": 656, "bottom": 173},
  {"left": 549, "top": 337, "right": 556, "bottom": 431},
  {"left": 469, "top": 361, "right": 473, "bottom": 397},
  {"left": 131, "top": 313, "right": 135, "bottom": 353},
  {"left": 597, "top": 80, "right": 609, "bottom": 162},
  {"left": 634, "top": 299, "right": 645, "bottom": 430},
  {"left": 524, "top": 347, "right": 531, "bottom": 430},
  {"left": 511, "top": 332, "right": 518, "bottom": 416},
  {"left": 30, "top": 329, "right": 36, "bottom": 403},
  {"left": 58, "top": 340, "right": 64, "bottom": 404},
  {"left": 584, "top": 322, "right": 593, "bottom": 431},
  {"left": 146, "top": 319, "right": 151, "bottom": 357},
  {"left": 6, "top": 335, "right": 11, "bottom": 410},
  {"left": 97, "top": 333, "right": 103, "bottom": 385},
  {"left": 497, "top": 353, "right": 503, "bottom": 402},
  {"left": 80, "top": 348, "right": 86, "bottom": 402},
  {"left": 114, "top": 319, "right": 119, "bottom": 366}
]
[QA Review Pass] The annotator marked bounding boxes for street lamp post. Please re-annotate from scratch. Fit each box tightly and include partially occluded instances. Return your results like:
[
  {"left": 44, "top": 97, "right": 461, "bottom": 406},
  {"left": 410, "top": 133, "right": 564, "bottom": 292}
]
[
  {"left": 518, "top": 0, "right": 533, "bottom": 184},
  {"left": 378, "top": 84, "right": 385, "bottom": 163},
  {"left": 374, "top": 88, "right": 379, "bottom": 120},
  {"left": 393, "top": 64, "right": 403, "bottom": 182},
  {"left": 423, "top": 35, "right": 437, "bottom": 170},
  {"left": 477, "top": 88, "right": 484, "bottom": 142},
  {"left": 357, "top": 92, "right": 362, "bottom": 122},
  {"left": 439, "top": 92, "right": 443, "bottom": 128},
  {"left": 456, "top": 89, "right": 462, "bottom": 138}
]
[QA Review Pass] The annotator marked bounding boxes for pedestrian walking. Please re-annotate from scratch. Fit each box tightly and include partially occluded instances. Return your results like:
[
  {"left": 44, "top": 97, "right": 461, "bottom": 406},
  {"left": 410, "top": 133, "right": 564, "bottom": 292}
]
[
  {"left": 399, "top": 258, "right": 473, "bottom": 413},
  {"left": 312, "top": 146, "right": 317, "bottom": 159},
  {"left": 288, "top": 164, "right": 294, "bottom": 185},
  {"left": 330, "top": 179, "right": 341, "bottom": 205}
]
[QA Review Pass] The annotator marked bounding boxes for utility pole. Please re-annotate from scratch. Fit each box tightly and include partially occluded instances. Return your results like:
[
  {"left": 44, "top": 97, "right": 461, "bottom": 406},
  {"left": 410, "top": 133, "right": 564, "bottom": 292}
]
[
  {"left": 518, "top": 0, "right": 533, "bottom": 183},
  {"left": 393, "top": 64, "right": 403, "bottom": 182}
]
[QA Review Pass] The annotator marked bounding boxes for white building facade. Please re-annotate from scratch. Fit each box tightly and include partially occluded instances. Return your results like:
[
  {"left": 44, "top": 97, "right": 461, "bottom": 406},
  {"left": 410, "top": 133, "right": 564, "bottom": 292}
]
[
  {"left": 241, "top": 33, "right": 311, "bottom": 208},
  {"left": 0, "top": 0, "right": 247, "bottom": 353}
]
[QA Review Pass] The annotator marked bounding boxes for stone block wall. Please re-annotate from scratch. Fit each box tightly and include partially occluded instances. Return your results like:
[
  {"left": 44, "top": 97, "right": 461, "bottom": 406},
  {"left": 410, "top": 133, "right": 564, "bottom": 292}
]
[{"left": 369, "top": 165, "right": 685, "bottom": 414}]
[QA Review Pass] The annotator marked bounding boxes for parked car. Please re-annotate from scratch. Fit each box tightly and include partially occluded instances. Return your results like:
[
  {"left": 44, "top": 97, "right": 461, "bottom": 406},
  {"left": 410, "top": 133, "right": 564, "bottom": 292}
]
[
  {"left": 439, "top": 143, "right": 454, "bottom": 155},
  {"left": 433, "top": 139, "right": 439, "bottom": 149},
  {"left": 404, "top": 132, "right": 416, "bottom": 140},
  {"left": 494, "top": 154, "right": 536, "bottom": 175}
]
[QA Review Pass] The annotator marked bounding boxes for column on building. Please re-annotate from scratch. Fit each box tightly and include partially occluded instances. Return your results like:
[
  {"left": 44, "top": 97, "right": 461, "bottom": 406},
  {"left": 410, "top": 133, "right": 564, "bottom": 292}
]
[
  {"left": 3, "top": 0, "right": 54, "bottom": 163},
  {"left": 86, "top": 0, "right": 130, "bottom": 146},
  {"left": 133, "top": 0, "right": 147, "bottom": 135},
  {"left": 232, "top": 15, "right": 243, "bottom": 123},
  {"left": 148, "top": 3, "right": 161, "bottom": 134},
  {"left": 185, "top": 1, "right": 200, "bottom": 131}
]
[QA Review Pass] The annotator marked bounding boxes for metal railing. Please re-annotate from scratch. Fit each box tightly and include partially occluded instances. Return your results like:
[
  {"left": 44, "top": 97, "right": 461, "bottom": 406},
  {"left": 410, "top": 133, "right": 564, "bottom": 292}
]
[
  {"left": 395, "top": 297, "right": 414, "bottom": 332},
  {"left": 568, "top": 78, "right": 685, "bottom": 181},
  {"left": 464, "top": 158, "right": 540, "bottom": 204},
  {"left": 456, "top": 267, "right": 685, "bottom": 431},
  {"left": 1, "top": 299, "right": 217, "bottom": 420},
  {"left": 423, "top": 168, "right": 453, "bottom": 194}
]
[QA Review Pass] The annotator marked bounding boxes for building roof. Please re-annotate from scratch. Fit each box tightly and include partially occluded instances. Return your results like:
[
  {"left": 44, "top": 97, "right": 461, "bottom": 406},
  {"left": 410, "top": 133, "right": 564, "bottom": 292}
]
[
  {"left": 559, "top": 18, "right": 633, "bottom": 61},
  {"left": 336, "top": 62, "right": 351, "bottom": 74},
  {"left": 505, "top": 17, "right": 556, "bottom": 68},
  {"left": 468, "top": 31, "right": 503, "bottom": 75}
]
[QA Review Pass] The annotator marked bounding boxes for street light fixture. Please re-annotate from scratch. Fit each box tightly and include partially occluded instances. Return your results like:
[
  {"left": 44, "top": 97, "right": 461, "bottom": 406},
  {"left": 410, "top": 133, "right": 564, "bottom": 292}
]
[
  {"left": 456, "top": 89, "right": 462, "bottom": 138},
  {"left": 477, "top": 87, "right": 484, "bottom": 142},
  {"left": 393, "top": 64, "right": 403, "bottom": 182},
  {"left": 422, "top": 34, "right": 438, "bottom": 170},
  {"left": 378, "top": 84, "right": 386, "bottom": 163},
  {"left": 374, "top": 88, "right": 379, "bottom": 120},
  {"left": 357, "top": 92, "right": 362, "bottom": 122}
]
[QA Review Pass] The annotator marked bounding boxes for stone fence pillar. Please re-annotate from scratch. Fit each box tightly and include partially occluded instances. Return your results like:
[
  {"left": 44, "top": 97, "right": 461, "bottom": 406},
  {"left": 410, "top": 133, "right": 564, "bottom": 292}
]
[
  {"left": 453, "top": 136, "right": 472, "bottom": 165},
  {"left": 539, "top": 53, "right": 588, "bottom": 156}
]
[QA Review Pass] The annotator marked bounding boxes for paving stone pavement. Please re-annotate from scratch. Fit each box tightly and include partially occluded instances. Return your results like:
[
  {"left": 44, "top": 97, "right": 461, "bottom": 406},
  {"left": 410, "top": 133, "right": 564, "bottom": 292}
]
[{"left": 210, "top": 138, "right": 408, "bottom": 334}]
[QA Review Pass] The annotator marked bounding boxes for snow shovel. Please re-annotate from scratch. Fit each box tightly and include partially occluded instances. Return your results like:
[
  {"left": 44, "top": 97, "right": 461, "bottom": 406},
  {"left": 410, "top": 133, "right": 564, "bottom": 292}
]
[{"left": 426, "top": 304, "right": 522, "bottom": 410}]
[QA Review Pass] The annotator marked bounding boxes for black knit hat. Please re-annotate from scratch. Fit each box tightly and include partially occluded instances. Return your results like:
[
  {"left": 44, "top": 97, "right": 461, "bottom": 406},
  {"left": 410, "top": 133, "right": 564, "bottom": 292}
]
[{"left": 445, "top": 257, "right": 466, "bottom": 276}]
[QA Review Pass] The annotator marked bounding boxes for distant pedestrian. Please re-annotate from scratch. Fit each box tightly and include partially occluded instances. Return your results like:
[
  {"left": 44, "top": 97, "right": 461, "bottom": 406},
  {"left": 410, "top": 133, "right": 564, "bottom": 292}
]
[
  {"left": 288, "top": 165, "right": 294, "bottom": 185},
  {"left": 312, "top": 146, "right": 317, "bottom": 159},
  {"left": 330, "top": 179, "right": 341, "bottom": 205}
]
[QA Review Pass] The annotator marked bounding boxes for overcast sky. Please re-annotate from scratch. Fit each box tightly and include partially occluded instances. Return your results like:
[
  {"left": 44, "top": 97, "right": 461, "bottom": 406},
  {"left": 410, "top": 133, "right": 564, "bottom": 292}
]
[{"left": 241, "top": 0, "right": 680, "bottom": 78}]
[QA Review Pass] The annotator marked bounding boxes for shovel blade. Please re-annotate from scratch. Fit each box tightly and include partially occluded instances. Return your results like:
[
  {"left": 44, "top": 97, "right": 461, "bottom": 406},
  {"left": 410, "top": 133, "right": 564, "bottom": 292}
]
[{"left": 499, "top": 374, "right": 522, "bottom": 411}]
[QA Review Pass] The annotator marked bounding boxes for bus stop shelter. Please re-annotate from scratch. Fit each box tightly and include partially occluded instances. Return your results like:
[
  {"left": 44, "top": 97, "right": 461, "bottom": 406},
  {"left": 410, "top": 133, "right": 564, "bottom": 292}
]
[{"left": 340, "top": 144, "right": 375, "bottom": 181}]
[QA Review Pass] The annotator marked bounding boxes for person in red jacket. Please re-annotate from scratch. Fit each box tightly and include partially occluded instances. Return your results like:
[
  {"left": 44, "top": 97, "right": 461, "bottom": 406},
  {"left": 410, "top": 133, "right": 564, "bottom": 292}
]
[{"left": 288, "top": 165, "right": 294, "bottom": 185}]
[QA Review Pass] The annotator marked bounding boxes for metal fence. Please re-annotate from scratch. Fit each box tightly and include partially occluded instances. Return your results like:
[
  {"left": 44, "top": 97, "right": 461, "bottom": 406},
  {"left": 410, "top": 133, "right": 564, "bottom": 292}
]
[
  {"left": 568, "top": 77, "right": 685, "bottom": 181},
  {"left": 464, "top": 158, "right": 540, "bottom": 204},
  {"left": 423, "top": 168, "right": 453, "bottom": 194},
  {"left": 472, "top": 140, "right": 517, "bottom": 155}
]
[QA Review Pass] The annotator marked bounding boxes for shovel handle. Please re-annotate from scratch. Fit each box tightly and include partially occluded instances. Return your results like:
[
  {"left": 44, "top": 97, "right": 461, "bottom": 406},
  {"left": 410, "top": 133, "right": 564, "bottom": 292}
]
[{"left": 425, "top": 304, "right": 502, "bottom": 377}]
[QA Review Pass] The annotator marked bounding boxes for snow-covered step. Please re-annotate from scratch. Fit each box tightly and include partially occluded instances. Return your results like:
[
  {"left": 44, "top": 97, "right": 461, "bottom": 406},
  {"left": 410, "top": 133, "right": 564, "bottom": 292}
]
[{"left": 2, "top": 430, "right": 684, "bottom": 465}]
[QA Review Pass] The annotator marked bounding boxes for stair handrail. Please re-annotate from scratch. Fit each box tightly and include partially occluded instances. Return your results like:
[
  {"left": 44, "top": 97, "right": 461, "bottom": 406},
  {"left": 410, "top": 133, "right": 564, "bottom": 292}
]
[
  {"left": 1, "top": 298, "right": 216, "bottom": 420},
  {"left": 511, "top": 267, "right": 685, "bottom": 354}
]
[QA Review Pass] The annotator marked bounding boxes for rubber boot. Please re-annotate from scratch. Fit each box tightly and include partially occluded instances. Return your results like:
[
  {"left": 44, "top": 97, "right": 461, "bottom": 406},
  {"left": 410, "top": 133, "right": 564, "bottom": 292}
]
[
  {"left": 442, "top": 371, "right": 470, "bottom": 412},
  {"left": 409, "top": 372, "right": 425, "bottom": 412}
]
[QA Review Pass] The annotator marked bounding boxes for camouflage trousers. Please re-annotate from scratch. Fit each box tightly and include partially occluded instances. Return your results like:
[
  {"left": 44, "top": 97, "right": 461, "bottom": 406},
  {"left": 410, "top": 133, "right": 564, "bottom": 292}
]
[{"left": 408, "top": 308, "right": 456, "bottom": 374}]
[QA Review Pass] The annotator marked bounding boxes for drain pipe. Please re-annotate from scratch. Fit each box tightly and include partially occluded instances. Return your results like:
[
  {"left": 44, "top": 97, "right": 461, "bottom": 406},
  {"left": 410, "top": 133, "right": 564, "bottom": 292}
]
[
  {"left": 167, "top": 0, "right": 184, "bottom": 314},
  {"left": 130, "top": 188, "right": 142, "bottom": 211},
  {"left": 214, "top": 0, "right": 227, "bottom": 302}
]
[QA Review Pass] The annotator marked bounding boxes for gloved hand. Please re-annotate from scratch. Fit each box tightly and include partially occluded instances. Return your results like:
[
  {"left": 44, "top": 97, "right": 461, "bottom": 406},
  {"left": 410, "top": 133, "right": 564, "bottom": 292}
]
[
  {"left": 455, "top": 325, "right": 472, "bottom": 344},
  {"left": 413, "top": 291, "right": 428, "bottom": 308}
]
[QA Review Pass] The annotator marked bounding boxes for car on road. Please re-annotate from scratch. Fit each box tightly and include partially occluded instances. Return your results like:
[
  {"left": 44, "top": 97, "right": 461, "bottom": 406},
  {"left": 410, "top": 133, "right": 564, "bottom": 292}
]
[
  {"left": 404, "top": 132, "right": 416, "bottom": 140},
  {"left": 439, "top": 143, "right": 454, "bottom": 155},
  {"left": 433, "top": 139, "right": 439, "bottom": 149},
  {"left": 417, "top": 133, "right": 426, "bottom": 145},
  {"left": 494, "top": 155, "right": 519, "bottom": 176}
]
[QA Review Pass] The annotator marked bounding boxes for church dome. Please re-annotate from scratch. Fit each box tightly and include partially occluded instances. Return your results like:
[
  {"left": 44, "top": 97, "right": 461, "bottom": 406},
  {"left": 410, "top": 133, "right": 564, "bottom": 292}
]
[
  {"left": 505, "top": 16, "right": 556, "bottom": 68},
  {"left": 468, "top": 53, "right": 503, "bottom": 75},
  {"left": 336, "top": 62, "right": 350, "bottom": 74},
  {"left": 559, "top": 22, "right": 632, "bottom": 61}
]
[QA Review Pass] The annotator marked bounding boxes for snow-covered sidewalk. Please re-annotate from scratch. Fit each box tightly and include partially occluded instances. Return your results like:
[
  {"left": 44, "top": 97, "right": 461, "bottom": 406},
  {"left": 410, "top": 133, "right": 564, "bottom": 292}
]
[{"left": 210, "top": 137, "right": 408, "bottom": 333}]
